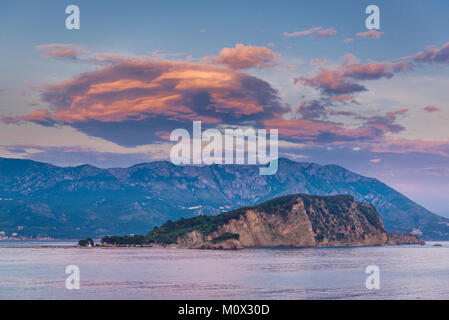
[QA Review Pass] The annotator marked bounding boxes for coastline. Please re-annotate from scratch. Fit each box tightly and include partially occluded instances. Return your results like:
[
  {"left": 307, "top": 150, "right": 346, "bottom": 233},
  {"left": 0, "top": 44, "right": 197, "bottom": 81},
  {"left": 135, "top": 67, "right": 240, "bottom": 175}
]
[{"left": 0, "top": 242, "right": 438, "bottom": 250}]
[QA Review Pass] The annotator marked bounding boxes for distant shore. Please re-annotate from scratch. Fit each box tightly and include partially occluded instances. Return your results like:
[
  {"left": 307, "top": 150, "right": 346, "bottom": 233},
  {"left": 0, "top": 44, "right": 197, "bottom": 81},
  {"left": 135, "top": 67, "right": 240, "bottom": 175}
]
[{"left": 1, "top": 242, "right": 443, "bottom": 250}]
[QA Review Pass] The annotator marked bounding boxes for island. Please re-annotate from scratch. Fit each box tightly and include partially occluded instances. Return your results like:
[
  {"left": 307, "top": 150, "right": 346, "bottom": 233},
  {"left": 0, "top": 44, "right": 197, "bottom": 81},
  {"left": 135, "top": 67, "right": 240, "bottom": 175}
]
[{"left": 100, "top": 194, "right": 424, "bottom": 249}]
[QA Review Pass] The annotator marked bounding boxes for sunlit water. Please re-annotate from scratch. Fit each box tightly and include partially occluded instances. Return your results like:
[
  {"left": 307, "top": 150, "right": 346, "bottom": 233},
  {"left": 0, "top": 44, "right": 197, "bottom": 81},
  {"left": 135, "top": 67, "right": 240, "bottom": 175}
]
[{"left": 0, "top": 241, "right": 448, "bottom": 299}]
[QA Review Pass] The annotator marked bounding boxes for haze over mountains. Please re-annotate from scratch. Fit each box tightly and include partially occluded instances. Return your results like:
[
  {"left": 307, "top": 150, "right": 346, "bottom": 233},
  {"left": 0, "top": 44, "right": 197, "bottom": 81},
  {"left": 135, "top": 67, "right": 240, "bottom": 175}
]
[{"left": 0, "top": 157, "right": 448, "bottom": 240}]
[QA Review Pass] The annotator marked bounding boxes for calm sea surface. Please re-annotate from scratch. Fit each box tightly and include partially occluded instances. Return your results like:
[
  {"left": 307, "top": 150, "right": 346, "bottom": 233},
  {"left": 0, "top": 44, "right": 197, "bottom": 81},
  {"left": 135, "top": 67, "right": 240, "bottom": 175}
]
[{"left": 0, "top": 241, "right": 448, "bottom": 299}]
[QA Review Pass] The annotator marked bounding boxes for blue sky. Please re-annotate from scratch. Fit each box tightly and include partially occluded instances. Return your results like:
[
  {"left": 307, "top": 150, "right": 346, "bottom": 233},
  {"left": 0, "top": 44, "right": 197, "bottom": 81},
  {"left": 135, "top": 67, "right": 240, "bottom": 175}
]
[{"left": 0, "top": 0, "right": 448, "bottom": 215}]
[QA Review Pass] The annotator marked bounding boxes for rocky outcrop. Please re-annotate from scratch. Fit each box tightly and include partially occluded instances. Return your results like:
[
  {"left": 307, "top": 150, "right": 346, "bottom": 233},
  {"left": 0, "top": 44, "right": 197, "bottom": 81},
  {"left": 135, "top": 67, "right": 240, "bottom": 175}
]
[
  {"left": 102, "top": 194, "right": 426, "bottom": 249},
  {"left": 178, "top": 231, "right": 242, "bottom": 250},
  {"left": 175, "top": 194, "right": 389, "bottom": 249},
  {"left": 387, "top": 233, "right": 425, "bottom": 245}
]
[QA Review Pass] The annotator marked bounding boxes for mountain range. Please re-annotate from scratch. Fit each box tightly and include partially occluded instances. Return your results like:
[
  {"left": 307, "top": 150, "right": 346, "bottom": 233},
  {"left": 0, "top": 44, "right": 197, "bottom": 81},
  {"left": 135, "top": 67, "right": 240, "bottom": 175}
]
[{"left": 0, "top": 157, "right": 448, "bottom": 240}]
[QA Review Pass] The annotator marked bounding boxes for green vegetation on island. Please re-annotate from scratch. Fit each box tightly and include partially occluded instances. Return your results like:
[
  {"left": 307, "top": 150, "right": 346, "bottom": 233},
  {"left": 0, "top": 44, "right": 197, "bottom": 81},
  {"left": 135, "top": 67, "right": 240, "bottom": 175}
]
[
  {"left": 78, "top": 238, "right": 94, "bottom": 247},
  {"left": 101, "top": 209, "right": 246, "bottom": 245}
]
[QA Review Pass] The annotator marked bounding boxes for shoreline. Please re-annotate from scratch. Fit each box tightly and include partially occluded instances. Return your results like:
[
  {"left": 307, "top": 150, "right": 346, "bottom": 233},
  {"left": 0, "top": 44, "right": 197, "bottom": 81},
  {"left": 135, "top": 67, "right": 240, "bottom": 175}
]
[{"left": 0, "top": 242, "right": 439, "bottom": 250}]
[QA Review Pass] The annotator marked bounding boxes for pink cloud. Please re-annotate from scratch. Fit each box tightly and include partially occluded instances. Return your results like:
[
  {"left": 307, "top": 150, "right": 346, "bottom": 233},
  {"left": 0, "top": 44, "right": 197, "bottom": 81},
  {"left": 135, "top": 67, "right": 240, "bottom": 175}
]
[
  {"left": 344, "top": 30, "right": 384, "bottom": 44},
  {"left": 386, "top": 108, "right": 409, "bottom": 118},
  {"left": 356, "top": 30, "right": 384, "bottom": 39},
  {"left": 283, "top": 27, "right": 337, "bottom": 39},
  {"left": 208, "top": 44, "right": 280, "bottom": 69},
  {"left": 4, "top": 109, "right": 54, "bottom": 126},
  {"left": 290, "top": 55, "right": 412, "bottom": 139},
  {"left": 312, "top": 28, "right": 337, "bottom": 39},
  {"left": 4, "top": 53, "right": 286, "bottom": 146},
  {"left": 359, "top": 109, "right": 408, "bottom": 135},
  {"left": 36, "top": 44, "right": 85, "bottom": 60},
  {"left": 329, "top": 94, "right": 355, "bottom": 101},
  {"left": 370, "top": 138, "right": 449, "bottom": 158},
  {"left": 423, "top": 105, "right": 440, "bottom": 113},
  {"left": 399, "top": 42, "right": 449, "bottom": 63},
  {"left": 7, "top": 44, "right": 445, "bottom": 153},
  {"left": 342, "top": 61, "right": 410, "bottom": 80},
  {"left": 310, "top": 58, "right": 327, "bottom": 66},
  {"left": 264, "top": 115, "right": 373, "bottom": 144},
  {"left": 283, "top": 27, "right": 322, "bottom": 37},
  {"left": 267, "top": 103, "right": 409, "bottom": 144},
  {"left": 295, "top": 68, "right": 367, "bottom": 96},
  {"left": 296, "top": 58, "right": 410, "bottom": 96},
  {"left": 342, "top": 53, "right": 360, "bottom": 65},
  {"left": 279, "top": 64, "right": 294, "bottom": 70},
  {"left": 10, "top": 60, "right": 277, "bottom": 122}
]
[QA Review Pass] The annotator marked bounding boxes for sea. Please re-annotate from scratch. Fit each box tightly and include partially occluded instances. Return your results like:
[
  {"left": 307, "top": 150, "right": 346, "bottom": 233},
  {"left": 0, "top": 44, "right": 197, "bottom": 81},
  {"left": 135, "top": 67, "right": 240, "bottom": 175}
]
[{"left": 0, "top": 241, "right": 448, "bottom": 299}]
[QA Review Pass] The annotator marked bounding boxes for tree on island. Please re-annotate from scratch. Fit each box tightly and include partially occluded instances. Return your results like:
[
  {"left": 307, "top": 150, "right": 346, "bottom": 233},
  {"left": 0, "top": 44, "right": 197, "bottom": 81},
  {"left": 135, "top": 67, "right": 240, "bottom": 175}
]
[{"left": 78, "top": 238, "right": 94, "bottom": 247}]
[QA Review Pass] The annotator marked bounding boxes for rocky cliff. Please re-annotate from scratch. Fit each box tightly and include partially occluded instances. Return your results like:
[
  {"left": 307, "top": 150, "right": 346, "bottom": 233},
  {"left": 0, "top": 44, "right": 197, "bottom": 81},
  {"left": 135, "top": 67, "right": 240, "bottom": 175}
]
[{"left": 176, "top": 194, "right": 388, "bottom": 249}]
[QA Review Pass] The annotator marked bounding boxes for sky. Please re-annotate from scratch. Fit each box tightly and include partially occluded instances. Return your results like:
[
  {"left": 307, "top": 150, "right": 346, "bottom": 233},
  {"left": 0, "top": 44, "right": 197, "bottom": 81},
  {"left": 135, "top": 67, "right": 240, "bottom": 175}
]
[{"left": 0, "top": 0, "right": 448, "bottom": 215}]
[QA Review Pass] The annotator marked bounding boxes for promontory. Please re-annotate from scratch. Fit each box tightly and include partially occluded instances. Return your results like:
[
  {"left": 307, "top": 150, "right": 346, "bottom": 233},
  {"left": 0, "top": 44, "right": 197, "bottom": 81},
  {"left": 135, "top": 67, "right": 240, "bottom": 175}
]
[{"left": 101, "top": 194, "right": 424, "bottom": 249}]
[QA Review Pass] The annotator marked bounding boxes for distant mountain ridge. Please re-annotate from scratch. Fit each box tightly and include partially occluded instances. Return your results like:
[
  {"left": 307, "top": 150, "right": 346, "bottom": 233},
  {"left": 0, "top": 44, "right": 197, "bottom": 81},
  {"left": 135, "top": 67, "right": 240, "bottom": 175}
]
[{"left": 0, "top": 157, "right": 448, "bottom": 240}]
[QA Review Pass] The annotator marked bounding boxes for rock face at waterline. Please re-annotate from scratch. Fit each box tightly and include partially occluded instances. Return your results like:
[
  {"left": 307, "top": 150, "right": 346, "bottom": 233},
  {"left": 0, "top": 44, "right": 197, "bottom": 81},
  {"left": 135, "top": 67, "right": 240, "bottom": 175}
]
[
  {"left": 387, "top": 233, "right": 425, "bottom": 245},
  {"left": 103, "top": 194, "right": 425, "bottom": 249}
]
